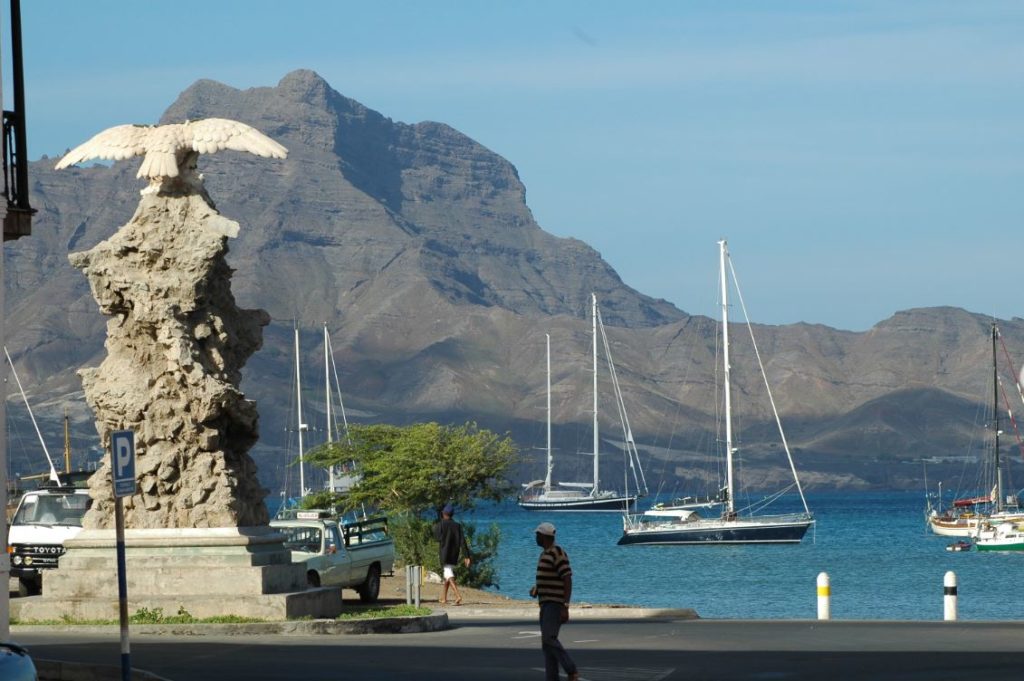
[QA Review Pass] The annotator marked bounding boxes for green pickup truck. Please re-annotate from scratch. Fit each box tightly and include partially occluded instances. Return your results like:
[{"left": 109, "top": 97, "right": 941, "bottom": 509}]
[{"left": 270, "top": 512, "right": 395, "bottom": 603}]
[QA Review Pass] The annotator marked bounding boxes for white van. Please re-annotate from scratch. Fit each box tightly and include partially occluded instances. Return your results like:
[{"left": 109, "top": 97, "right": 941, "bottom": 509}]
[{"left": 8, "top": 482, "right": 92, "bottom": 596}]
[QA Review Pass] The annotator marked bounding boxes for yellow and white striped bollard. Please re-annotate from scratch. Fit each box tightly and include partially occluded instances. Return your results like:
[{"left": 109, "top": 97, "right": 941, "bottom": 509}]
[{"left": 817, "top": 572, "right": 830, "bottom": 620}]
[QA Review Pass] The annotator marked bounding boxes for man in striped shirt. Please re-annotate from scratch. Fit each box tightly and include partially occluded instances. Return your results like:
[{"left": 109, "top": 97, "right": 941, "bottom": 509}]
[{"left": 529, "top": 522, "right": 579, "bottom": 681}]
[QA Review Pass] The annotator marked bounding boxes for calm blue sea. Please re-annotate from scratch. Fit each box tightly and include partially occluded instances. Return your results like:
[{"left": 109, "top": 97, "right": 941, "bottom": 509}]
[{"left": 462, "top": 491, "right": 1024, "bottom": 621}]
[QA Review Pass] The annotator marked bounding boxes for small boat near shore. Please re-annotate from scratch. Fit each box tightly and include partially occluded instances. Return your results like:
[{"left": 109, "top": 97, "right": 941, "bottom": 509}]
[{"left": 945, "top": 539, "right": 972, "bottom": 552}]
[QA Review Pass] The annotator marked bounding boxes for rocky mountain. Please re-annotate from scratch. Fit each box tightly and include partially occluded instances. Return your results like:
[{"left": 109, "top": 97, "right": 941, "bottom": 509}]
[{"left": 5, "top": 70, "right": 1023, "bottom": 494}]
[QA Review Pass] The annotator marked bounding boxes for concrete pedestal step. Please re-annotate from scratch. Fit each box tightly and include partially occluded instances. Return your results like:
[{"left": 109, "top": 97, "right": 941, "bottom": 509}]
[{"left": 13, "top": 586, "right": 343, "bottom": 622}]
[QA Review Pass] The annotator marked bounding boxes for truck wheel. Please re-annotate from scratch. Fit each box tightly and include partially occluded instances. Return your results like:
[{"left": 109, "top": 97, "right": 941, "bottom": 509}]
[
  {"left": 307, "top": 570, "right": 321, "bottom": 588},
  {"left": 358, "top": 564, "right": 381, "bottom": 603}
]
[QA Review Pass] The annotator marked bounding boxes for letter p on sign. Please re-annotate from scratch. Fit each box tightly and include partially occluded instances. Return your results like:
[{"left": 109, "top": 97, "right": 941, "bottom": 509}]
[{"left": 112, "top": 430, "right": 137, "bottom": 498}]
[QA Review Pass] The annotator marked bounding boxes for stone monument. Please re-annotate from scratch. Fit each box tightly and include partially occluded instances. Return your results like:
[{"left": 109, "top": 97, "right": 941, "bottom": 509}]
[{"left": 13, "top": 119, "right": 340, "bottom": 621}]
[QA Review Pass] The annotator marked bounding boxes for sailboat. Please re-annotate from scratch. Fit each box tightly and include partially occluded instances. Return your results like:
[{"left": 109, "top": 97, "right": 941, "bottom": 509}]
[
  {"left": 277, "top": 323, "right": 356, "bottom": 515},
  {"left": 928, "top": 323, "right": 1024, "bottom": 537},
  {"left": 322, "top": 323, "right": 358, "bottom": 494},
  {"left": 519, "top": 296, "right": 648, "bottom": 511},
  {"left": 618, "top": 240, "right": 814, "bottom": 545}
]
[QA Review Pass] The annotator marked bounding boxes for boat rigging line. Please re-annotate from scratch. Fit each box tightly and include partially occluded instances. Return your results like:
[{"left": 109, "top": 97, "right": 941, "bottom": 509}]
[
  {"left": 725, "top": 254, "right": 811, "bottom": 517},
  {"left": 3, "top": 346, "right": 60, "bottom": 483}
]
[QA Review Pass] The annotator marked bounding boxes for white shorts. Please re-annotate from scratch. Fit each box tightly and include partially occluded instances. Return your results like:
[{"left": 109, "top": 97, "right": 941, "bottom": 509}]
[{"left": 443, "top": 565, "right": 456, "bottom": 580}]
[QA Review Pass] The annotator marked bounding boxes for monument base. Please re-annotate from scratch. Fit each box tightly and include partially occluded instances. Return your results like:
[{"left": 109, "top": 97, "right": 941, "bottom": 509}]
[{"left": 11, "top": 526, "right": 342, "bottom": 621}]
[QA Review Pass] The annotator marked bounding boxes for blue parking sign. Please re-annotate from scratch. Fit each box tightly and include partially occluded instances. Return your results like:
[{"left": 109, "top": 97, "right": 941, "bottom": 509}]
[{"left": 112, "top": 430, "right": 136, "bottom": 498}]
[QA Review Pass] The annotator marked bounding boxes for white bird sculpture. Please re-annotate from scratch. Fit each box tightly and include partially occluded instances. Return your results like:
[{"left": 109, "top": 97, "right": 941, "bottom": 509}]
[{"left": 56, "top": 118, "right": 287, "bottom": 192}]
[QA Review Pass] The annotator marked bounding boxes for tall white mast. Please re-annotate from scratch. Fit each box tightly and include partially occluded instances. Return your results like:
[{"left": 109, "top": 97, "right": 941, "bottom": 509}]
[
  {"left": 325, "top": 323, "right": 334, "bottom": 493},
  {"left": 719, "top": 240, "right": 735, "bottom": 515},
  {"left": 294, "top": 325, "right": 307, "bottom": 496},
  {"left": 544, "top": 333, "right": 553, "bottom": 493},
  {"left": 592, "top": 293, "right": 600, "bottom": 496}
]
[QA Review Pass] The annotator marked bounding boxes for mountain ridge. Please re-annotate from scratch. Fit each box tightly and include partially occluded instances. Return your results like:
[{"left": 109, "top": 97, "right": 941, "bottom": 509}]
[{"left": 5, "top": 70, "right": 1022, "bottom": 494}]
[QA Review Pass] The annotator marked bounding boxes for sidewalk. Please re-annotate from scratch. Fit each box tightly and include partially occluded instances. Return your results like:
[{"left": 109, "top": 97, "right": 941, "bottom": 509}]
[{"left": 379, "top": 573, "right": 698, "bottom": 622}]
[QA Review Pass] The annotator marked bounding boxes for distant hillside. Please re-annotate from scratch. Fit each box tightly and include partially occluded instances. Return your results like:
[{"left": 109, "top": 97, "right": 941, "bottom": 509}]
[{"left": 5, "top": 70, "right": 1023, "bottom": 494}]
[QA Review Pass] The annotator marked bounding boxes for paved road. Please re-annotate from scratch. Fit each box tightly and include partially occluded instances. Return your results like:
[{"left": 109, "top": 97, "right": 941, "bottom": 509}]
[{"left": 14, "top": 617, "right": 1024, "bottom": 681}]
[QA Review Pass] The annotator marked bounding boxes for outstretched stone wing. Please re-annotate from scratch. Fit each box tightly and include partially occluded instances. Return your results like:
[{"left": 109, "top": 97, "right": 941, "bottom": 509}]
[
  {"left": 185, "top": 118, "right": 288, "bottom": 159},
  {"left": 55, "top": 124, "right": 152, "bottom": 170}
]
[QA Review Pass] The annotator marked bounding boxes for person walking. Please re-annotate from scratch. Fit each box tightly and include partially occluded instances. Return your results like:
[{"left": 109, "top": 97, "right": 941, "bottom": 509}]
[
  {"left": 434, "top": 504, "right": 471, "bottom": 605},
  {"left": 529, "top": 522, "right": 579, "bottom": 681}
]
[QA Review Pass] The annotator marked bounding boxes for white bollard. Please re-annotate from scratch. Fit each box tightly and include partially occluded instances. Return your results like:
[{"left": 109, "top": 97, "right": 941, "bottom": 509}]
[
  {"left": 817, "top": 572, "right": 831, "bottom": 620},
  {"left": 944, "top": 571, "right": 957, "bottom": 621},
  {"left": 405, "top": 565, "right": 422, "bottom": 607}
]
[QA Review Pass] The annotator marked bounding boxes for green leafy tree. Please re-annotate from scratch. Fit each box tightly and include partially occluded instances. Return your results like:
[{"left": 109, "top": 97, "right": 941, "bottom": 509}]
[
  {"left": 298, "top": 489, "right": 340, "bottom": 512},
  {"left": 304, "top": 422, "right": 517, "bottom": 588}
]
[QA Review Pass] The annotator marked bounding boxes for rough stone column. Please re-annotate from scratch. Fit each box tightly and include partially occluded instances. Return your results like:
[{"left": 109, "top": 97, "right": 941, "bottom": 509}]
[{"left": 69, "top": 179, "right": 270, "bottom": 529}]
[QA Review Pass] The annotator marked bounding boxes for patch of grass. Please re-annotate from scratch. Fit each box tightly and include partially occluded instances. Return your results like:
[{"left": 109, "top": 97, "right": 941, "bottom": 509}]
[
  {"left": 202, "top": 615, "right": 266, "bottom": 624},
  {"left": 11, "top": 617, "right": 120, "bottom": 626},
  {"left": 336, "top": 605, "right": 432, "bottom": 621},
  {"left": 131, "top": 606, "right": 186, "bottom": 624},
  {"left": 15, "top": 604, "right": 434, "bottom": 625}
]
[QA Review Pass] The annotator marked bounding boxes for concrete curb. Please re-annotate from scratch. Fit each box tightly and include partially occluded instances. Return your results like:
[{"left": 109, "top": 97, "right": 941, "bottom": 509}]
[
  {"left": 14, "top": 611, "right": 451, "bottom": 638},
  {"left": 14, "top": 606, "right": 697, "bottom": 638}
]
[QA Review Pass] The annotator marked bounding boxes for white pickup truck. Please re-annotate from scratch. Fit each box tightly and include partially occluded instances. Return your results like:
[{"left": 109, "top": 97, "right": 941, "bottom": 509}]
[
  {"left": 8, "top": 481, "right": 92, "bottom": 596},
  {"left": 270, "top": 512, "right": 395, "bottom": 603}
]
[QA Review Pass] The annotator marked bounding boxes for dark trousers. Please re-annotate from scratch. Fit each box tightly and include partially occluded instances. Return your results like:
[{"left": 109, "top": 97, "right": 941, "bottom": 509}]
[{"left": 539, "top": 601, "right": 577, "bottom": 680}]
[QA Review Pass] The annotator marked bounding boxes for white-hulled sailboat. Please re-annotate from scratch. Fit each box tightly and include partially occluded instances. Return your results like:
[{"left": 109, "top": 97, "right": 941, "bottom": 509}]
[
  {"left": 619, "top": 240, "right": 814, "bottom": 545},
  {"left": 519, "top": 296, "right": 648, "bottom": 511},
  {"left": 933, "top": 323, "right": 1024, "bottom": 541}
]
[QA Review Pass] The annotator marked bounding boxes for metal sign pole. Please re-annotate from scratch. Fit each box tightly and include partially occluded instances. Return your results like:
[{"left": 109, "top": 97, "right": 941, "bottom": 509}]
[
  {"left": 111, "top": 430, "right": 136, "bottom": 681},
  {"left": 114, "top": 493, "right": 130, "bottom": 681}
]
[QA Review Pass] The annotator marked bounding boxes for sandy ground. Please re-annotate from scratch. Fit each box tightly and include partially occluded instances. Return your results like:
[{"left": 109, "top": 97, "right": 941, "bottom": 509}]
[{"left": 361, "top": 571, "right": 534, "bottom": 610}]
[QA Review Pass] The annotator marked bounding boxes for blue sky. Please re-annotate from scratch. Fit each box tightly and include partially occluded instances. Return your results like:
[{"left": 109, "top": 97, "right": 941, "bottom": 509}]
[{"left": 9, "top": 1, "right": 1023, "bottom": 331}]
